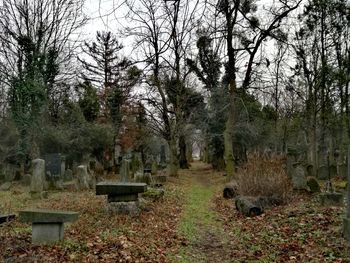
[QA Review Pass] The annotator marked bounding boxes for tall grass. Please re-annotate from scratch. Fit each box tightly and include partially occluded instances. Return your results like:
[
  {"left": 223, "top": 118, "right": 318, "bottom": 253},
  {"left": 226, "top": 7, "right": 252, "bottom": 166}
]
[{"left": 236, "top": 153, "right": 292, "bottom": 205}]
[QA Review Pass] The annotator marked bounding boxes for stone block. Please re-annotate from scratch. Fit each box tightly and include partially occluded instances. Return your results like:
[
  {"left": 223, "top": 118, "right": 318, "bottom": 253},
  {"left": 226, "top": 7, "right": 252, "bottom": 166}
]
[
  {"left": 343, "top": 217, "right": 350, "bottom": 241},
  {"left": 107, "top": 201, "right": 140, "bottom": 216},
  {"left": 108, "top": 194, "right": 138, "bottom": 202},
  {"left": 19, "top": 209, "right": 79, "bottom": 223},
  {"left": 96, "top": 182, "right": 147, "bottom": 196},
  {"left": 319, "top": 192, "right": 344, "bottom": 206},
  {"left": 32, "top": 222, "right": 64, "bottom": 244}
]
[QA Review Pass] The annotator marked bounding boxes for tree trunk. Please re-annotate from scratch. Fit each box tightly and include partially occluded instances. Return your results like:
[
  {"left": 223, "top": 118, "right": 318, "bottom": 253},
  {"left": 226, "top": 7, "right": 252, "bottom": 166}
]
[
  {"left": 179, "top": 134, "right": 189, "bottom": 169},
  {"left": 168, "top": 138, "right": 178, "bottom": 177},
  {"left": 224, "top": 80, "right": 236, "bottom": 177}
]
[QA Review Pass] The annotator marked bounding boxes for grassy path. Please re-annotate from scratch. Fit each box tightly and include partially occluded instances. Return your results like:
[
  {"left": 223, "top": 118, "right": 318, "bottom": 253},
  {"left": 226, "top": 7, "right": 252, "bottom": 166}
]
[{"left": 174, "top": 162, "right": 231, "bottom": 263}]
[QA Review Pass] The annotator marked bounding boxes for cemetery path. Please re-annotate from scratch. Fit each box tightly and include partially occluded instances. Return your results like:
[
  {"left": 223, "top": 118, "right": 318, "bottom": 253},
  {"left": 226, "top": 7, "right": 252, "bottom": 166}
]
[{"left": 175, "top": 162, "right": 232, "bottom": 263}]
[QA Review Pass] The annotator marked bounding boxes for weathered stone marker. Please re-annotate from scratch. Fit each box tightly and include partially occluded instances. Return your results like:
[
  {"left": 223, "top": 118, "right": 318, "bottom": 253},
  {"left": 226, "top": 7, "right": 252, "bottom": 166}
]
[
  {"left": 30, "top": 159, "right": 46, "bottom": 198},
  {"left": 120, "top": 159, "right": 131, "bottom": 182},
  {"left": 343, "top": 146, "right": 350, "bottom": 241},
  {"left": 76, "top": 165, "right": 90, "bottom": 190},
  {"left": 19, "top": 209, "right": 78, "bottom": 244},
  {"left": 96, "top": 182, "right": 147, "bottom": 215}
]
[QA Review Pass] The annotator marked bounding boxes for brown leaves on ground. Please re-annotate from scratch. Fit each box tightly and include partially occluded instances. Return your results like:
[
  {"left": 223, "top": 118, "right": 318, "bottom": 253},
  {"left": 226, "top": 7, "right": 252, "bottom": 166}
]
[
  {"left": 214, "top": 192, "right": 350, "bottom": 262},
  {"left": 0, "top": 184, "right": 185, "bottom": 262}
]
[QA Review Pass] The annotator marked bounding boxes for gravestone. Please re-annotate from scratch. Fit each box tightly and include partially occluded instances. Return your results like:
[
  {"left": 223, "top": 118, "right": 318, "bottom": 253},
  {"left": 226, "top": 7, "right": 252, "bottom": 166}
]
[
  {"left": 60, "top": 156, "right": 66, "bottom": 178},
  {"left": 64, "top": 169, "right": 73, "bottom": 181},
  {"left": 317, "top": 165, "right": 337, "bottom": 180},
  {"left": 96, "top": 182, "right": 147, "bottom": 216},
  {"left": 4, "top": 164, "right": 16, "bottom": 182},
  {"left": 120, "top": 159, "right": 131, "bottom": 182},
  {"left": 44, "top": 153, "right": 62, "bottom": 181},
  {"left": 317, "top": 165, "right": 328, "bottom": 180},
  {"left": 76, "top": 165, "right": 90, "bottom": 190},
  {"left": 131, "top": 152, "right": 143, "bottom": 176},
  {"left": 291, "top": 164, "right": 307, "bottom": 190},
  {"left": 21, "top": 174, "right": 31, "bottom": 186},
  {"left": 30, "top": 159, "right": 46, "bottom": 195}
]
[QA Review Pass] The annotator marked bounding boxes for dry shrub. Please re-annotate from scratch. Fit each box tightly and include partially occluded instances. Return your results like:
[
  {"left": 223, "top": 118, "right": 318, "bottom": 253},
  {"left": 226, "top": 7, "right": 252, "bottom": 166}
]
[{"left": 236, "top": 153, "right": 292, "bottom": 205}]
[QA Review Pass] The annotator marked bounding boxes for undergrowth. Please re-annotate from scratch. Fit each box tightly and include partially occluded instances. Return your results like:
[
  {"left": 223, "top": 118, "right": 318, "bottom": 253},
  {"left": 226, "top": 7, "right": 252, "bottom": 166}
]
[{"left": 236, "top": 154, "right": 292, "bottom": 204}]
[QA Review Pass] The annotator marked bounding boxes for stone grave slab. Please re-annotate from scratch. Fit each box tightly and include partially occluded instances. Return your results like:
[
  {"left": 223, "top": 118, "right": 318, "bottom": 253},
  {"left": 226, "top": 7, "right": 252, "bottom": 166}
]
[
  {"left": 19, "top": 209, "right": 78, "bottom": 244},
  {"left": 96, "top": 182, "right": 147, "bottom": 216}
]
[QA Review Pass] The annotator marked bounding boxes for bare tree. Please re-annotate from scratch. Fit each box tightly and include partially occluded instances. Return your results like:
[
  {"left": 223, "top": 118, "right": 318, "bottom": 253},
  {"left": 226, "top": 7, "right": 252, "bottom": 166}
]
[
  {"left": 0, "top": 0, "right": 87, "bottom": 160},
  {"left": 213, "top": 0, "right": 302, "bottom": 177}
]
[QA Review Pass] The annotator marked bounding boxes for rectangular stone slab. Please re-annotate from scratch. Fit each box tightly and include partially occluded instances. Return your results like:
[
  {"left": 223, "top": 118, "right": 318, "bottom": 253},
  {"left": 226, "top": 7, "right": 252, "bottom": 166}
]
[
  {"left": 19, "top": 209, "right": 78, "bottom": 223},
  {"left": 96, "top": 182, "right": 147, "bottom": 195}
]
